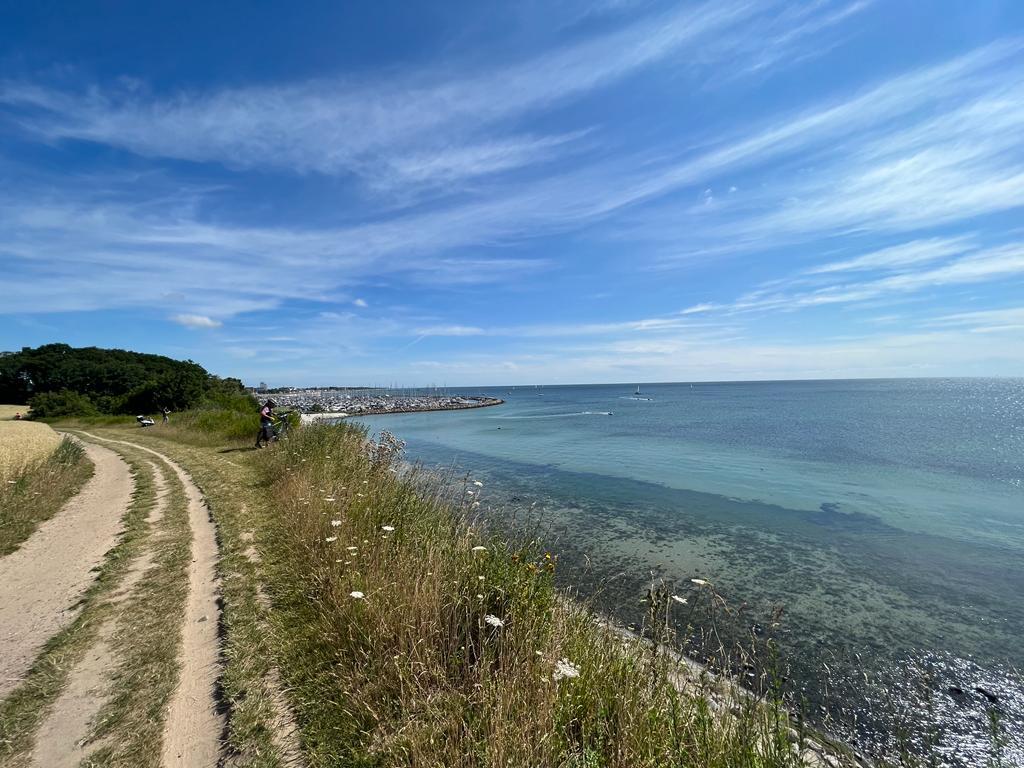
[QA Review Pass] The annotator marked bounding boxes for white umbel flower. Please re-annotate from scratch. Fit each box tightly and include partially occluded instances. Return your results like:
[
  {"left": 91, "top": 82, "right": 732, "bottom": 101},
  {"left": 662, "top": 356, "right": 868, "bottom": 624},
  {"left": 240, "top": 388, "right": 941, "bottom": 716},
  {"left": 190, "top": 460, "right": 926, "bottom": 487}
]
[{"left": 553, "top": 659, "right": 580, "bottom": 681}]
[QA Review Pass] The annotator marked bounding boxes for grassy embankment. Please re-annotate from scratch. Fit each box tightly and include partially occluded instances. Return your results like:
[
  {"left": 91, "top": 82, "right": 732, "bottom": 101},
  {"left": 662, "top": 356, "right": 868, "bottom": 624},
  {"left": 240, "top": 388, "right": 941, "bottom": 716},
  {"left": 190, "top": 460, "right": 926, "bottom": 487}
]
[
  {"left": 0, "top": 405, "right": 93, "bottom": 556},
  {"left": 62, "top": 406, "right": 847, "bottom": 768}
]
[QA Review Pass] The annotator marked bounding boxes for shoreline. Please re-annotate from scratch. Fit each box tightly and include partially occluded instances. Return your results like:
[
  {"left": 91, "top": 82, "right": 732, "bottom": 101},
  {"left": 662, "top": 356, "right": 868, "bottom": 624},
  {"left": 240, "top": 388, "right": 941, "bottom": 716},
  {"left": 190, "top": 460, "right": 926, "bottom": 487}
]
[{"left": 298, "top": 396, "right": 504, "bottom": 424}]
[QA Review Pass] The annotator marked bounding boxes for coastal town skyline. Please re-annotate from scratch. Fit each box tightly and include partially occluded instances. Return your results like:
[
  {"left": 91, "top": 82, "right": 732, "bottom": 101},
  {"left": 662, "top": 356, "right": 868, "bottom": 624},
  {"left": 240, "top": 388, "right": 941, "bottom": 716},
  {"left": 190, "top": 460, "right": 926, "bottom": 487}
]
[{"left": 3, "top": 2, "right": 1024, "bottom": 386}]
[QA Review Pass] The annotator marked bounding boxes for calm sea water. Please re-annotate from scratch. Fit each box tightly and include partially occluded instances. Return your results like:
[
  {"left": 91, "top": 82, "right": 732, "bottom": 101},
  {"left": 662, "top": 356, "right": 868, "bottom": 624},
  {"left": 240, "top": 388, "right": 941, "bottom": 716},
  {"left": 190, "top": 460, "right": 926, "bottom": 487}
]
[{"left": 352, "top": 379, "right": 1024, "bottom": 766}]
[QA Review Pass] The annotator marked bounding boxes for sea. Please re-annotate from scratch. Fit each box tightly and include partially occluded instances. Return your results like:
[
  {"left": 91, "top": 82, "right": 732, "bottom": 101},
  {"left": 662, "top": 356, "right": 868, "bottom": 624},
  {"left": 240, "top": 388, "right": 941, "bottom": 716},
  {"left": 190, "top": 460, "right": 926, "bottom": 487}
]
[{"left": 350, "top": 379, "right": 1024, "bottom": 766}]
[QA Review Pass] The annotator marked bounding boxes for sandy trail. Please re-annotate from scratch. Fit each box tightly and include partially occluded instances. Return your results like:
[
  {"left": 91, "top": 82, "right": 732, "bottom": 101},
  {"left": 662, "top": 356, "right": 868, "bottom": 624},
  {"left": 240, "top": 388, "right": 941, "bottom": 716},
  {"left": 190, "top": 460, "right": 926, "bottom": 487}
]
[
  {"left": 74, "top": 431, "right": 224, "bottom": 768},
  {"left": 0, "top": 440, "right": 133, "bottom": 699},
  {"left": 27, "top": 460, "right": 172, "bottom": 768}
]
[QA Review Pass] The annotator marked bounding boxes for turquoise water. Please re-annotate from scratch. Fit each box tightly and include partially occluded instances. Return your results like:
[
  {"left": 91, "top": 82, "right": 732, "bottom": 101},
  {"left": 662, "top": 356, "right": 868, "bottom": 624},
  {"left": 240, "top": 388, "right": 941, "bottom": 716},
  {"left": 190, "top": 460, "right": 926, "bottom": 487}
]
[{"left": 352, "top": 379, "right": 1024, "bottom": 765}]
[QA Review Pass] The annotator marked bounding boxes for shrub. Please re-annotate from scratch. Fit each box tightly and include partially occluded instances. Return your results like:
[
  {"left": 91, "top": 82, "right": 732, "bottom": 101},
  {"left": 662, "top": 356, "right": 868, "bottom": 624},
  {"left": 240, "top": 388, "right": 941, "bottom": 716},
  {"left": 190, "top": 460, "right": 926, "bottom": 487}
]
[{"left": 29, "top": 389, "right": 99, "bottom": 418}]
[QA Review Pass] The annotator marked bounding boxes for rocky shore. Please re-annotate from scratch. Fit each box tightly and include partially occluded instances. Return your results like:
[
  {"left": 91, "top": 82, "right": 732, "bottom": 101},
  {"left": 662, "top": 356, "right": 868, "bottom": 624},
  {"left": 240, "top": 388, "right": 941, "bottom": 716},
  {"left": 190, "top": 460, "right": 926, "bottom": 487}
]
[{"left": 259, "top": 390, "right": 504, "bottom": 420}]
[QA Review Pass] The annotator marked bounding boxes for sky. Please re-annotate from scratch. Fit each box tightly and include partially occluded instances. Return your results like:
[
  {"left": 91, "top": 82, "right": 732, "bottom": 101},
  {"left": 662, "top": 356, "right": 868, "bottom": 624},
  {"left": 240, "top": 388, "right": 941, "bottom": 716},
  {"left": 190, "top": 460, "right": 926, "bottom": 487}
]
[{"left": 2, "top": 1, "right": 1024, "bottom": 386}]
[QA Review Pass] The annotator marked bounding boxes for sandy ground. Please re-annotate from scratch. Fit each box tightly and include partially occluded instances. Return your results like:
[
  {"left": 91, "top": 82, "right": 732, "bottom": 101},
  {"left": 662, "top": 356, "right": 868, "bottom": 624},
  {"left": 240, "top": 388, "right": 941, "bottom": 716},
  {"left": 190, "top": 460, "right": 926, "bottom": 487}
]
[
  {"left": 74, "top": 431, "right": 225, "bottom": 768},
  {"left": 27, "top": 460, "right": 172, "bottom": 768},
  {"left": 0, "top": 439, "right": 133, "bottom": 698}
]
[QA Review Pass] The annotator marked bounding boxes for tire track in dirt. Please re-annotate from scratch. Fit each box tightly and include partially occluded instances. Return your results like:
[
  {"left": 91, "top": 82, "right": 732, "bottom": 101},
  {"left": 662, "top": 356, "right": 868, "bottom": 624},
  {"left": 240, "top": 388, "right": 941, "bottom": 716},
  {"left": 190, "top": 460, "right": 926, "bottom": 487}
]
[
  {"left": 74, "top": 432, "right": 224, "bottom": 767},
  {"left": 27, "top": 460, "right": 172, "bottom": 768},
  {"left": 0, "top": 439, "right": 133, "bottom": 699}
]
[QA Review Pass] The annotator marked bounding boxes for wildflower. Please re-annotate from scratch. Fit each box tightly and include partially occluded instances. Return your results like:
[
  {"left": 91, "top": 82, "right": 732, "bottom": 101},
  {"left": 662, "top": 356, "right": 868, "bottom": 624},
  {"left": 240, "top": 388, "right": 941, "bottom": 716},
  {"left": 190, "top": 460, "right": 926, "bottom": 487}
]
[
  {"left": 478, "top": 575, "right": 485, "bottom": 581},
  {"left": 349, "top": 591, "right": 365, "bottom": 599},
  {"left": 382, "top": 525, "right": 395, "bottom": 532},
  {"left": 472, "top": 545, "right": 487, "bottom": 552},
  {"left": 476, "top": 593, "right": 484, "bottom": 599},
  {"left": 347, "top": 546, "right": 358, "bottom": 552},
  {"left": 690, "top": 578, "right": 709, "bottom": 586},
  {"left": 484, "top": 614, "right": 504, "bottom": 628},
  {"left": 671, "top": 595, "right": 688, "bottom": 605},
  {"left": 553, "top": 659, "right": 580, "bottom": 681},
  {"left": 473, "top": 480, "right": 483, "bottom": 487},
  {"left": 362, "top": 480, "right": 368, "bottom": 484},
  {"left": 325, "top": 536, "right": 337, "bottom": 542},
  {"left": 357, "top": 493, "right": 365, "bottom": 498},
  {"left": 323, "top": 497, "right": 336, "bottom": 502},
  {"left": 330, "top": 520, "right": 342, "bottom": 527},
  {"left": 466, "top": 490, "right": 474, "bottom": 496}
]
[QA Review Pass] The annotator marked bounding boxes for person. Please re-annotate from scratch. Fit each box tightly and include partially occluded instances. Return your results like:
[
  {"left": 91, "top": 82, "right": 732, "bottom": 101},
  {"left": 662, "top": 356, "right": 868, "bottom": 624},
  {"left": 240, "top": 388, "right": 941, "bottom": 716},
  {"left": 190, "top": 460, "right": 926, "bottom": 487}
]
[
  {"left": 255, "top": 399, "right": 276, "bottom": 448},
  {"left": 161, "top": 406, "right": 170, "bottom": 424},
  {"left": 14, "top": 412, "right": 21, "bottom": 420}
]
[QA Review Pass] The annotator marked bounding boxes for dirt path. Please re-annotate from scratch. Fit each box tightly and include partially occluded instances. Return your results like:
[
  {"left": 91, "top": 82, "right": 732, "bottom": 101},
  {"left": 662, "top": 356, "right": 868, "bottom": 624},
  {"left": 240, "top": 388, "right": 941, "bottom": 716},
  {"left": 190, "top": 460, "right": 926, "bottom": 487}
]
[
  {"left": 27, "top": 460, "right": 171, "bottom": 768},
  {"left": 0, "top": 440, "right": 133, "bottom": 699},
  {"left": 75, "top": 431, "right": 224, "bottom": 768}
]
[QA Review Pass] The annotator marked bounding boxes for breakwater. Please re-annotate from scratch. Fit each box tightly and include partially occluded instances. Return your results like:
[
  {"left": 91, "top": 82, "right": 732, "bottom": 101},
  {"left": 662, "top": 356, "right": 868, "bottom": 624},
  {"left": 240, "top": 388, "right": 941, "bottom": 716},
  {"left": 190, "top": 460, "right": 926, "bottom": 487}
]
[{"left": 259, "top": 389, "right": 504, "bottom": 419}]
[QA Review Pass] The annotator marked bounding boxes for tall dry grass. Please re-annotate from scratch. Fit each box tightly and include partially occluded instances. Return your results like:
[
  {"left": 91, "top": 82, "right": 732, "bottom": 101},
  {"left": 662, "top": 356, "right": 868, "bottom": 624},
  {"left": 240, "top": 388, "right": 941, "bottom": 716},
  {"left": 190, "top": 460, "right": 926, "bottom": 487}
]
[
  {"left": 260, "top": 423, "right": 815, "bottom": 767},
  {"left": 0, "top": 406, "right": 61, "bottom": 478}
]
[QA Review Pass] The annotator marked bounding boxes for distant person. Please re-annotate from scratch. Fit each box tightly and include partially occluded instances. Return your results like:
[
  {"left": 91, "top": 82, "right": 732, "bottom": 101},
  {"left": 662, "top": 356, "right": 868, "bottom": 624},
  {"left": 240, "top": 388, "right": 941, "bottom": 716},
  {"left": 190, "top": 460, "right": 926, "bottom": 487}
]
[
  {"left": 161, "top": 406, "right": 170, "bottom": 424},
  {"left": 14, "top": 412, "right": 22, "bottom": 420},
  {"left": 255, "top": 399, "right": 276, "bottom": 448}
]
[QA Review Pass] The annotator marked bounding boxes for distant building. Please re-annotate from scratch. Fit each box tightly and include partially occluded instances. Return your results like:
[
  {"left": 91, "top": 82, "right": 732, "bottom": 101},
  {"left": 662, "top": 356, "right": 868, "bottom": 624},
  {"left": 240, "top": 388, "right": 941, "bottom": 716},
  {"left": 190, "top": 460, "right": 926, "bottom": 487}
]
[{"left": 259, "top": 381, "right": 268, "bottom": 393}]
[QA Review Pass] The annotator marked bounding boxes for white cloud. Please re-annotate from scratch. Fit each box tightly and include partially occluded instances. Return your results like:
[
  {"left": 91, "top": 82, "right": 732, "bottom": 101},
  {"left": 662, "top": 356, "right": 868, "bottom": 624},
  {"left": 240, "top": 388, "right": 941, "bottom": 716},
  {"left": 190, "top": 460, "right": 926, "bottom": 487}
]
[
  {"left": 0, "top": 1, "right": 770, "bottom": 185},
  {"left": 352, "top": 298, "right": 368, "bottom": 308},
  {"left": 172, "top": 313, "right": 222, "bottom": 329},
  {"left": 413, "top": 325, "right": 486, "bottom": 337},
  {"left": 806, "top": 236, "right": 977, "bottom": 274}
]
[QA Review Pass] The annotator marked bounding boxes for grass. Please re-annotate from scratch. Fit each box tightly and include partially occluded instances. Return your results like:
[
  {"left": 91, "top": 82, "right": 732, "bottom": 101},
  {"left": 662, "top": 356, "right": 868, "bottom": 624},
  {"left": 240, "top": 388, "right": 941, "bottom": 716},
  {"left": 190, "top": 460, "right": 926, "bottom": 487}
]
[
  {"left": 70, "top": 422, "right": 301, "bottom": 767},
  {"left": 29, "top": 410, "right": 859, "bottom": 767},
  {"left": 79, "top": 443, "right": 193, "bottom": 767},
  {"left": 0, "top": 436, "right": 93, "bottom": 556},
  {"left": 0, "top": 406, "right": 62, "bottom": 478},
  {"left": 257, "top": 422, "right": 812, "bottom": 767}
]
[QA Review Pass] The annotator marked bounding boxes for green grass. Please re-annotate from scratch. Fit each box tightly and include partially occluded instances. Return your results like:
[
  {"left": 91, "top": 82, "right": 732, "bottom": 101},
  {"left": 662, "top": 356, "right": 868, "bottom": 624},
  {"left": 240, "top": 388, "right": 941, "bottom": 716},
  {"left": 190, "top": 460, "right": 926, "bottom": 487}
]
[
  {"left": 257, "top": 423, "right": 809, "bottom": 767},
  {"left": 0, "top": 436, "right": 93, "bottom": 556},
  {"left": 81, "top": 445, "right": 192, "bottom": 767},
  {"left": 43, "top": 410, "right": 857, "bottom": 768}
]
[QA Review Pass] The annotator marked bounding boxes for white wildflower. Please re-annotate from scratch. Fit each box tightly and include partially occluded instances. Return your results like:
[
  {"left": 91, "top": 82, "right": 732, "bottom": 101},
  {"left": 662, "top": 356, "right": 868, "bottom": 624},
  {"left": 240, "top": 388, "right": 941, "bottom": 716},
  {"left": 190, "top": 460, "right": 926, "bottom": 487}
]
[
  {"left": 330, "top": 520, "right": 342, "bottom": 527},
  {"left": 484, "top": 614, "right": 504, "bottom": 628},
  {"left": 472, "top": 545, "right": 487, "bottom": 552},
  {"left": 347, "top": 546, "right": 358, "bottom": 552},
  {"left": 476, "top": 593, "right": 484, "bottom": 599},
  {"left": 357, "top": 493, "right": 365, "bottom": 498},
  {"left": 671, "top": 595, "right": 688, "bottom": 605},
  {"left": 323, "top": 497, "right": 336, "bottom": 502},
  {"left": 466, "top": 490, "right": 474, "bottom": 495},
  {"left": 690, "top": 578, "right": 709, "bottom": 586},
  {"left": 325, "top": 536, "right": 337, "bottom": 542},
  {"left": 381, "top": 525, "right": 395, "bottom": 532},
  {"left": 553, "top": 659, "right": 580, "bottom": 681},
  {"left": 477, "top": 575, "right": 485, "bottom": 581},
  {"left": 471, "top": 501, "right": 480, "bottom": 508},
  {"left": 473, "top": 480, "right": 483, "bottom": 487},
  {"left": 349, "top": 591, "right": 364, "bottom": 599}
]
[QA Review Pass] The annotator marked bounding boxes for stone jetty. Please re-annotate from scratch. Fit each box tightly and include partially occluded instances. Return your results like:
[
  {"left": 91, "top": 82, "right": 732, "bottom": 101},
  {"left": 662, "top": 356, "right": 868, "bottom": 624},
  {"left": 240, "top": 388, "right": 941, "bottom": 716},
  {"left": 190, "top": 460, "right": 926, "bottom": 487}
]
[{"left": 258, "top": 389, "right": 503, "bottom": 420}]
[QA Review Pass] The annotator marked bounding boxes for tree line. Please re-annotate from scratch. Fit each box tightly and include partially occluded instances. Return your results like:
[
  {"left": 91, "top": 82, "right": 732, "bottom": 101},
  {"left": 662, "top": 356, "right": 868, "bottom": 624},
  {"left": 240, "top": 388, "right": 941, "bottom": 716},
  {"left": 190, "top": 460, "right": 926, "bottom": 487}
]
[{"left": 0, "top": 344, "right": 253, "bottom": 418}]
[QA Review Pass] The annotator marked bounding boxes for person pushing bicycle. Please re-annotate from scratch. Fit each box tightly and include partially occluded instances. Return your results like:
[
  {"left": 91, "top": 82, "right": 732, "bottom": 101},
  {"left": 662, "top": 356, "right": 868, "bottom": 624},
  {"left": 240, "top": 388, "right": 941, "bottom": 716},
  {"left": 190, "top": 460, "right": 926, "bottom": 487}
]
[{"left": 256, "top": 399, "right": 277, "bottom": 448}]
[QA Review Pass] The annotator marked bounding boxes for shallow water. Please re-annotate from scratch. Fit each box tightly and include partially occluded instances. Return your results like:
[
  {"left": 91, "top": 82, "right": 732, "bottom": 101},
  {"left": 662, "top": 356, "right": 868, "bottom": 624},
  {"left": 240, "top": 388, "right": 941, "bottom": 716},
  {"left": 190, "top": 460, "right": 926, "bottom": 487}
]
[{"left": 352, "top": 379, "right": 1024, "bottom": 766}]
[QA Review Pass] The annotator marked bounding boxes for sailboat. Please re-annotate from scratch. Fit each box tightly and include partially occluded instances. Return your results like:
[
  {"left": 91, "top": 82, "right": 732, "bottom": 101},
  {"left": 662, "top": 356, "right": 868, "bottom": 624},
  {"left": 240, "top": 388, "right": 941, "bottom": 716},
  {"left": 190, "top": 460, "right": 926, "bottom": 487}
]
[{"left": 629, "top": 385, "right": 652, "bottom": 401}]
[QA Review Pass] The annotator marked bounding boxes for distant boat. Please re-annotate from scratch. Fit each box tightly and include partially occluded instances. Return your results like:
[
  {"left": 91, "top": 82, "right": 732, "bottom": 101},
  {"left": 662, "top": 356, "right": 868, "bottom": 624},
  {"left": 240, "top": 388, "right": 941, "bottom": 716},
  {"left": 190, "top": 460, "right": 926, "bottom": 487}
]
[{"left": 635, "top": 385, "right": 642, "bottom": 395}]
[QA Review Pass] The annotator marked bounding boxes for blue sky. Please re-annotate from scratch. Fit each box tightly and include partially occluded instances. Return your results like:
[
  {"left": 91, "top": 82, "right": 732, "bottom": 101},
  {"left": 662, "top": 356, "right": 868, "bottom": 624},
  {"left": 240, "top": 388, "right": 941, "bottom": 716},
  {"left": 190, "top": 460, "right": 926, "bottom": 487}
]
[{"left": 2, "top": 1, "right": 1023, "bottom": 386}]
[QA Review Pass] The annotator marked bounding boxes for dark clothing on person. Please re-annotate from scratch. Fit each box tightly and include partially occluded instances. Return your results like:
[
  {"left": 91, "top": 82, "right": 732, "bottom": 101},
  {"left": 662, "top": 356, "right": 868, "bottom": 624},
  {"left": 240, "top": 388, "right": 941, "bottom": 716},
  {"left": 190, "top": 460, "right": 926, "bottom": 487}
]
[{"left": 256, "top": 401, "right": 276, "bottom": 448}]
